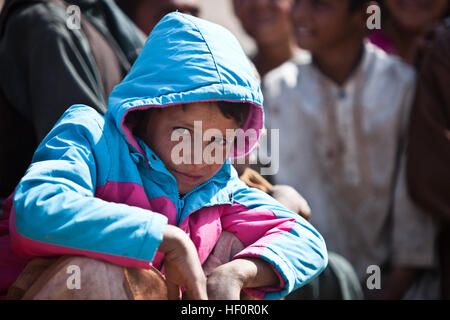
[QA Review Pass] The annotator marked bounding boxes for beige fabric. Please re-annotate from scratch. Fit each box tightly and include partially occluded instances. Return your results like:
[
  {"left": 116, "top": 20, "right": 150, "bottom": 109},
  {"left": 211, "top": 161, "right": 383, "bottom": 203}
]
[
  {"left": 262, "top": 42, "right": 437, "bottom": 282},
  {"left": 8, "top": 255, "right": 168, "bottom": 300},
  {"left": 7, "top": 231, "right": 245, "bottom": 300}
]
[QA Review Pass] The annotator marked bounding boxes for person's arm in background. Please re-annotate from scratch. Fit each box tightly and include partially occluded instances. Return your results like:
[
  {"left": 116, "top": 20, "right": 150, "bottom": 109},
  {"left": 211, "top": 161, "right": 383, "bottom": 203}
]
[
  {"left": 238, "top": 167, "right": 311, "bottom": 221},
  {"left": 382, "top": 26, "right": 450, "bottom": 300},
  {"left": 403, "top": 23, "right": 450, "bottom": 301},
  {"left": 372, "top": 58, "right": 438, "bottom": 300},
  {"left": 406, "top": 23, "right": 450, "bottom": 224},
  {"left": 374, "top": 268, "right": 419, "bottom": 300},
  {"left": 0, "top": 2, "right": 107, "bottom": 141},
  {"left": 373, "top": 153, "right": 436, "bottom": 300}
]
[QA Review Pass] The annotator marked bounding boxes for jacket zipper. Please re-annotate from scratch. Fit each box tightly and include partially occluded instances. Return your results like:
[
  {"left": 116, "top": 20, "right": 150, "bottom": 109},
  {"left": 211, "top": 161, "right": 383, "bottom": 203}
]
[
  {"left": 176, "top": 193, "right": 184, "bottom": 226},
  {"left": 175, "top": 179, "right": 215, "bottom": 226}
]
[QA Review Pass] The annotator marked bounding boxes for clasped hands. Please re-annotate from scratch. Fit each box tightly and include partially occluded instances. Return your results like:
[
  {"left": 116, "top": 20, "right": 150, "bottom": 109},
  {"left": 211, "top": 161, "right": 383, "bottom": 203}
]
[{"left": 158, "top": 225, "right": 279, "bottom": 300}]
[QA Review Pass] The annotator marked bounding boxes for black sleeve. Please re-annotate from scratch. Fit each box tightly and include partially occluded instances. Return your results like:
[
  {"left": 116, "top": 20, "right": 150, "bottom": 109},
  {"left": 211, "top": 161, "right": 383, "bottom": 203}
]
[
  {"left": 0, "top": 2, "right": 107, "bottom": 141},
  {"left": 406, "top": 26, "right": 450, "bottom": 223}
]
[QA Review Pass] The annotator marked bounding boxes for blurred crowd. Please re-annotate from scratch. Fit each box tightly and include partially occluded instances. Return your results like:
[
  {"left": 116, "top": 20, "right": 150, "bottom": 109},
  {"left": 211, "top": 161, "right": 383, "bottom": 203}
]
[{"left": 0, "top": 0, "right": 449, "bottom": 300}]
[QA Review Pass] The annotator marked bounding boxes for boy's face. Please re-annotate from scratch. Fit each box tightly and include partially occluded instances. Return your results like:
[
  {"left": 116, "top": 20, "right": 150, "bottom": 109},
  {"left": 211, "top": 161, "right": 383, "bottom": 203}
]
[
  {"left": 137, "top": 0, "right": 200, "bottom": 35},
  {"left": 233, "top": 0, "right": 294, "bottom": 46},
  {"left": 141, "top": 102, "right": 239, "bottom": 195},
  {"left": 291, "top": 0, "right": 366, "bottom": 53},
  {"left": 385, "top": 0, "right": 448, "bottom": 33}
]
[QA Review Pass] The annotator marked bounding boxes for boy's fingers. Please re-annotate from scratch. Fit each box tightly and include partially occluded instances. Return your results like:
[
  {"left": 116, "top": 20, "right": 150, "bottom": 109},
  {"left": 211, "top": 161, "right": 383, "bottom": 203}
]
[
  {"left": 185, "top": 283, "right": 208, "bottom": 300},
  {"left": 166, "top": 281, "right": 181, "bottom": 300},
  {"left": 184, "top": 272, "right": 208, "bottom": 300}
]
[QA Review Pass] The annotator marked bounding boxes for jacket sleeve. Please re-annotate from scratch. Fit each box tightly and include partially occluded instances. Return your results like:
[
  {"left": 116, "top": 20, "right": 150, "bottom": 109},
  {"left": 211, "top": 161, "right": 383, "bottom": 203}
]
[
  {"left": 11, "top": 106, "right": 168, "bottom": 269},
  {"left": 220, "top": 180, "right": 328, "bottom": 299}
]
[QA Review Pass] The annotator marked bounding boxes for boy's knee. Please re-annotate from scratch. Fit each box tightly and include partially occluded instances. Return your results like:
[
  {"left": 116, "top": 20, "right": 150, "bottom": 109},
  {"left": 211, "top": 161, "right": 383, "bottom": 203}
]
[
  {"left": 13, "top": 255, "right": 167, "bottom": 300},
  {"left": 202, "top": 231, "right": 245, "bottom": 276}
]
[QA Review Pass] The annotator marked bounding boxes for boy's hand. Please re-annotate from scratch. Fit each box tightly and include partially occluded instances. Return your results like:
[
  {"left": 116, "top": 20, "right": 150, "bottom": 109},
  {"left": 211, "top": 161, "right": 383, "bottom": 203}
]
[
  {"left": 158, "top": 225, "right": 208, "bottom": 300},
  {"left": 206, "top": 258, "right": 279, "bottom": 300},
  {"left": 367, "top": 267, "right": 418, "bottom": 300}
]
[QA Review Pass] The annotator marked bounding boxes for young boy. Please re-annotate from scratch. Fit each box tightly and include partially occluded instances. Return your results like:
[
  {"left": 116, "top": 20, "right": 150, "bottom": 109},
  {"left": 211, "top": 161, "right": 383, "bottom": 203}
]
[
  {"left": 232, "top": 0, "right": 302, "bottom": 77},
  {"left": 369, "top": 0, "right": 448, "bottom": 64},
  {"left": 263, "top": 0, "right": 437, "bottom": 298},
  {"left": 0, "top": 12, "right": 327, "bottom": 299}
]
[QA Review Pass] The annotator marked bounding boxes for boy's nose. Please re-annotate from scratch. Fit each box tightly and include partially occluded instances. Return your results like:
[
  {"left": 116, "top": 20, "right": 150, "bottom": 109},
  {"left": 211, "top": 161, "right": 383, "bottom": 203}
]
[
  {"left": 245, "top": 0, "right": 273, "bottom": 10},
  {"left": 255, "top": 0, "right": 272, "bottom": 7},
  {"left": 292, "top": 0, "right": 312, "bottom": 21}
]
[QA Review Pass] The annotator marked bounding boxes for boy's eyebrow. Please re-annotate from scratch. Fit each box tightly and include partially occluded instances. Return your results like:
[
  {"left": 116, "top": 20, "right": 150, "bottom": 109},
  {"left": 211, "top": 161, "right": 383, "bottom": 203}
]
[
  {"left": 175, "top": 119, "right": 195, "bottom": 130},
  {"left": 174, "top": 104, "right": 195, "bottom": 129}
]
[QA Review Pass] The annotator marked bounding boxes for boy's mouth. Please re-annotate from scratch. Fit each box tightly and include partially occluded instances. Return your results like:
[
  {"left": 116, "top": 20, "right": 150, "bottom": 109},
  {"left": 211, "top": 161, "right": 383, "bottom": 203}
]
[
  {"left": 254, "top": 13, "right": 275, "bottom": 25},
  {"left": 294, "top": 26, "right": 315, "bottom": 38},
  {"left": 398, "top": 0, "right": 428, "bottom": 12},
  {"left": 171, "top": 168, "right": 204, "bottom": 185}
]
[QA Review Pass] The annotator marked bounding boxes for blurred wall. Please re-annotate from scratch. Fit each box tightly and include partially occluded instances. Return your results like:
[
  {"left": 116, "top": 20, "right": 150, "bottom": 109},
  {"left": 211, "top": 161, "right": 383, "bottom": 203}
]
[
  {"left": 199, "top": 0, "right": 256, "bottom": 55},
  {"left": 0, "top": 0, "right": 4, "bottom": 13}
]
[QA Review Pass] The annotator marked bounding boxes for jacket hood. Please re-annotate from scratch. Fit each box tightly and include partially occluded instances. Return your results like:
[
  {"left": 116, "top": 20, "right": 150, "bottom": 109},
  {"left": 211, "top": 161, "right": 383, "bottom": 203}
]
[{"left": 106, "top": 12, "right": 264, "bottom": 158}]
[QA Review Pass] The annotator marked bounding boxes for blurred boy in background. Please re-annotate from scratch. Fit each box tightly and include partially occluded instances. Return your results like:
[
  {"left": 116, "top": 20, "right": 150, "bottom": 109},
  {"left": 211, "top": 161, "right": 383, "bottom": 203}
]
[
  {"left": 370, "top": 0, "right": 449, "bottom": 64},
  {"left": 233, "top": 0, "right": 302, "bottom": 77},
  {"left": 263, "top": 0, "right": 438, "bottom": 299},
  {"left": 115, "top": 0, "right": 200, "bottom": 35}
]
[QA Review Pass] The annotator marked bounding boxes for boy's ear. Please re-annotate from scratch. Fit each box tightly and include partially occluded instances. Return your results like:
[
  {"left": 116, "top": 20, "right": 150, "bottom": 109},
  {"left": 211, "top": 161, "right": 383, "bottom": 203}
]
[
  {"left": 361, "top": 1, "right": 380, "bottom": 23},
  {"left": 125, "top": 109, "right": 153, "bottom": 138},
  {"left": 232, "top": 0, "right": 243, "bottom": 16}
]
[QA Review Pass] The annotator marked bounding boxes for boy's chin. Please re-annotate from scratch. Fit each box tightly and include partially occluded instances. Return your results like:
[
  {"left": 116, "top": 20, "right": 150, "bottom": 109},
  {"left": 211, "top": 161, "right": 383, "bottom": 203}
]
[
  {"left": 176, "top": 177, "right": 210, "bottom": 196},
  {"left": 295, "top": 39, "right": 317, "bottom": 52},
  {"left": 178, "top": 183, "right": 202, "bottom": 196}
]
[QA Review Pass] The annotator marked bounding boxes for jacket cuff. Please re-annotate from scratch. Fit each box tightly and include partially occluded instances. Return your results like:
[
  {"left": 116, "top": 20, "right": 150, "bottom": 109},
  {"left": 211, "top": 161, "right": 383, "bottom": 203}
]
[
  {"left": 233, "top": 246, "right": 293, "bottom": 300},
  {"left": 137, "top": 210, "right": 168, "bottom": 262}
]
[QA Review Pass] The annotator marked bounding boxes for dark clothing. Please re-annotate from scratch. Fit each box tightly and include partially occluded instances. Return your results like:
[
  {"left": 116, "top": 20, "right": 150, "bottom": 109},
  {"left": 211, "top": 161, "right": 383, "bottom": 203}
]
[
  {"left": 286, "top": 252, "right": 364, "bottom": 300},
  {"left": 0, "top": 0, "right": 145, "bottom": 199},
  {"left": 406, "top": 19, "right": 450, "bottom": 299}
]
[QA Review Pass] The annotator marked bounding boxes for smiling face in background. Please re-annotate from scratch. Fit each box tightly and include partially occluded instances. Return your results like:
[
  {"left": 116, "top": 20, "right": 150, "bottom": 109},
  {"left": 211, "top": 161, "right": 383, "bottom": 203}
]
[
  {"left": 291, "top": 0, "right": 366, "bottom": 54},
  {"left": 140, "top": 102, "right": 239, "bottom": 195},
  {"left": 135, "top": 0, "right": 201, "bottom": 35},
  {"left": 233, "top": 0, "right": 295, "bottom": 46},
  {"left": 385, "top": 0, "right": 448, "bottom": 33}
]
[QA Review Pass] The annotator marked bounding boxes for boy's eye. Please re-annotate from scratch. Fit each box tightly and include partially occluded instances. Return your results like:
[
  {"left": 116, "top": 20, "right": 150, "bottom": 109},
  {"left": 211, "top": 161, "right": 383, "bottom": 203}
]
[
  {"left": 210, "top": 136, "right": 227, "bottom": 146},
  {"left": 210, "top": 135, "right": 236, "bottom": 147},
  {"left": 312, "top": 0, "right": 328, "bottom": 8},
  {"left": 173, "top": 127, "right": 190, "bottom": 136}
]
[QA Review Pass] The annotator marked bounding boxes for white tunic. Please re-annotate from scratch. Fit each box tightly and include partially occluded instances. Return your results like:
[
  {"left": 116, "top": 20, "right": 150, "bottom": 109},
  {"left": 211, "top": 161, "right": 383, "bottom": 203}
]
[{"left": 262, "top": 42, "right": 437, "bottom": 282}]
